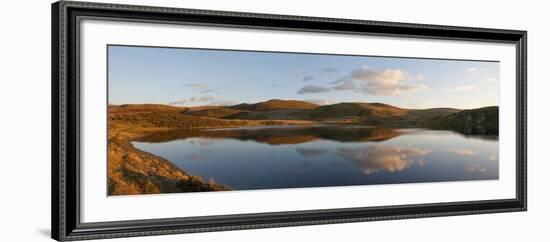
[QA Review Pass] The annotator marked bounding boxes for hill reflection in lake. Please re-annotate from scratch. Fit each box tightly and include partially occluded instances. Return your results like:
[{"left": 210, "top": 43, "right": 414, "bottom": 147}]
[{"left": 133, "top": 126, "right": 498, "bottom": 191}]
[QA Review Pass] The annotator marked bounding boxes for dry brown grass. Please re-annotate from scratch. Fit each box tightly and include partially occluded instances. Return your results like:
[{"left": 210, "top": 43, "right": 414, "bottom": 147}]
[
  {"left": 106, "top": 101, "right": 495, "bottom": 195},
  {"left": 107, "top": 105, "right": 238, "bottom": 195},
  {"left": 107, "top": 104, "right": 318, "bottom": 195},
  {"left": 232, "top": 99, "right": 319, "bottom": 111},
  {"left": 108, "top": 134, "right": 230, "bottom": 195}
]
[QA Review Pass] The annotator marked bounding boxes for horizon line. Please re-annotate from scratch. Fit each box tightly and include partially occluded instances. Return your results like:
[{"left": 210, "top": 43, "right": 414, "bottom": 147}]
[{"left": 108, "top": 99, "right": 499, "bottom": 110}]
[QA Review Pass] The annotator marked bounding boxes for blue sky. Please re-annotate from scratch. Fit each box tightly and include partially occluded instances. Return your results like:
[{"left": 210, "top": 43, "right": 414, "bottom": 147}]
[{"left": 108, "top": 45, "right": 499, "bottom": 109}]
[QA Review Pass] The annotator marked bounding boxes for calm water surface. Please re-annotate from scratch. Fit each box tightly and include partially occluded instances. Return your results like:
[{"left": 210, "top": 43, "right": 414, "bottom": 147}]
[{"left": 133, "top": 126, "right": 498, "bottom": 190}]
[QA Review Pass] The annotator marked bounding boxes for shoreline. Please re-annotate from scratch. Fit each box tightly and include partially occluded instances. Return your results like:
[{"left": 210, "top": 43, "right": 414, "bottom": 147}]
[
  {"left": 108, "top": 128, "right": 232, "bottom": 196},
  {"left": 108, "top": 121, "right": 319, "bottom": 195},
  {"left": 107, "top": 102, "right": 498, "bottom": 195}
]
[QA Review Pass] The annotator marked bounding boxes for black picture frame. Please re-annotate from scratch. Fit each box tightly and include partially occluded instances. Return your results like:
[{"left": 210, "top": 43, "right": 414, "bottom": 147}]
[{"left": 52, "top": 1, "right": 527, "bottom": 241}]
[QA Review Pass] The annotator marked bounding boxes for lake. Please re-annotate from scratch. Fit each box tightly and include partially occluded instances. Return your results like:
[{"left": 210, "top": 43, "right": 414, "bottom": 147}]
[{"left": 132, "top": 126, "right": 498, "bottom": 191}]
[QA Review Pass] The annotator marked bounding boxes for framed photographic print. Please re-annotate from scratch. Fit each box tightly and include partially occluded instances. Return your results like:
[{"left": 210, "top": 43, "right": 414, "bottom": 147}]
[{"left": 52, "top": 1, "right": 527, "bottom": 241}]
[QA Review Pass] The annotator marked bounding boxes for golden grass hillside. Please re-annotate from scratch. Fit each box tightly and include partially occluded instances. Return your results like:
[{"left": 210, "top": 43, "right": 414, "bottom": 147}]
[
  {"left": 107, "top": 100, "right": 498, "bottom": 195},
  {"left": 107, "top": 104, "right": 317, "bottom": 195}
]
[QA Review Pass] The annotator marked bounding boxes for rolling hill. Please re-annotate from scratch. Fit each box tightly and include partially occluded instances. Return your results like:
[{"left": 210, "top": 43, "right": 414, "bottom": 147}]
[
  {"left": 296, "top": 102, "right": 409, "bottom": 123},
  {"left": 183, "top": 100, "right": 465, "bottom": 127},
  {"left": 109, "top": 103, "right": 186, "bottom": 114},
  {"left": 110, "top": 99, "right": 498, "bottom": 134},
  {"left": 230, "top": 99, "right": 319, "bottom": 111},
  {"left": 107, "top": 101, "right": 498, "bottom": 194},
  {"left": 429, "top": 106, "right": 499, "bottom": 134},
  {"left": 182, "top": 107, "right": 243, "bottom": 119}
]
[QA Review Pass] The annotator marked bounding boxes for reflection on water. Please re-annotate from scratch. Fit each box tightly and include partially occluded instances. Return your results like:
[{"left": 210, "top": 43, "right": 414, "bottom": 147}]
[
  {"left": 133, "top": 126, "right": 498, "bottom": 191},
  {"left": 295, "top": 148, "right": 330, "bottom": 158},
  {"left": 338, "top": 145, "right": 430, "bottom": 174}
]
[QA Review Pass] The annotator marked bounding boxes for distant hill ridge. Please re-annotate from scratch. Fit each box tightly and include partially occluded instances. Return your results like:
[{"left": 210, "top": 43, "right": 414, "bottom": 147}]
[
  {"left": 298, "top": 102, "right": 408, "bottom": 121},
  {"left": 110, "top": 104, "right": 185, "bottom": 114},
  {"left": 231, "top": 99, "right": 319, "bottom": 111},
  {"left": 110, "top": 99, "right": 498, "bottom": 135}
]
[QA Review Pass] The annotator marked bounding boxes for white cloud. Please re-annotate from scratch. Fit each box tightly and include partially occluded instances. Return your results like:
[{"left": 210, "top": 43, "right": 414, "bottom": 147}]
[
  {"left": 347, "top": 66, "right": 427, "bottom": 96},
  {"left": 298, "top": 66, "right": 426, "bottom": 96},
  {"left": 446, "top": 85, "right": 478, "bottom": 92},
  {"left": 186, "top": 83, "right": 208, "bottom": 89},
  {"left": 302, "top": 75, "right": 315, "bottom": 81},
  {"left": 196, "top": 96, "right": 214, "bottom": 102},
  {"left": 449, "top": 148, "right": 478, "bottom": 156},
  {"left": 414, "top": 74, "right": 425, "bottom": 81},
  {"left": 468, "top": 163, "right": 488, "bottom": 173},
  {"left": 466, "top": 67, "right": 486, "bottom": 75},
  {"left": 169, "top": 99, "right": 191, "bottom": 105},
  {"left": 169, "top": 96, "right": 228, "bottom": 106},
  {"left": 332, "top": 79, "right": 356, "bottom": 91},
  {"left": 297, "top": 85, "right": 331, "bottom": 94}
]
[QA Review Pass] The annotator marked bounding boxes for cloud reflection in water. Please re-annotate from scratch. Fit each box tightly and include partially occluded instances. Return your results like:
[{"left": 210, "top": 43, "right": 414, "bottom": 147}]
[
  {"left": 295, "top": 148, "right": 330, "bottom": 158},
  {"left": 338, "top": 145, "right": 430, "bottom": 174}
]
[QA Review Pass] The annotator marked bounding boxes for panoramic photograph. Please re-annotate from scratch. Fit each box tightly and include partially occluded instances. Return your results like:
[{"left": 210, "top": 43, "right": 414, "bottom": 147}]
[{"left": 107, "top": 45, "right": 500, "bottom": 196}]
